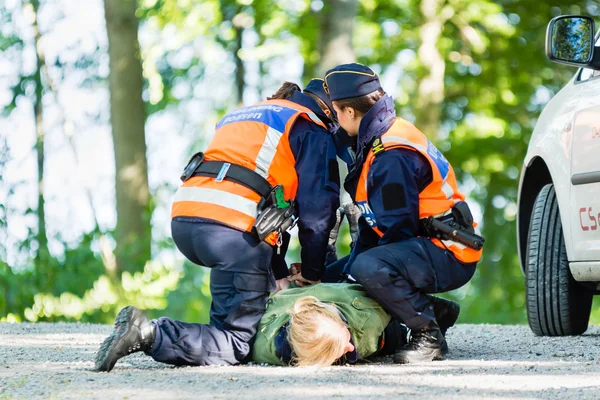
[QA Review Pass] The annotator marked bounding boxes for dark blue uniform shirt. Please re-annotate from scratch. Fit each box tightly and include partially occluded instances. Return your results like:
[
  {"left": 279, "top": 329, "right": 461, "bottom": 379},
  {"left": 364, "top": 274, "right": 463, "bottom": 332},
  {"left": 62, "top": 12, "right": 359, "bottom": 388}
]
[
  {"left": 279, "top": 91, "right": 340, "bottom": 281},
  {"left": 339, "top": 94, "right": 433, "bottom": 269}
]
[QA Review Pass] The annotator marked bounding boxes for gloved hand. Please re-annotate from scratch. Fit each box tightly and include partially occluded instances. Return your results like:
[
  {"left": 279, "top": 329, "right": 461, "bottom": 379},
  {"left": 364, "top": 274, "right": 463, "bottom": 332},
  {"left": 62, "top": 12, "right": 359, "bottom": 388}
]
[
  {"left": 343, "top": 202, "right": 361, "bottom": 247},
  {"left": 326, "top": 207, "right": 345, "bottom": 265},
  {"left": 328, "top": 207, "right": 345, "bottom": 247}
]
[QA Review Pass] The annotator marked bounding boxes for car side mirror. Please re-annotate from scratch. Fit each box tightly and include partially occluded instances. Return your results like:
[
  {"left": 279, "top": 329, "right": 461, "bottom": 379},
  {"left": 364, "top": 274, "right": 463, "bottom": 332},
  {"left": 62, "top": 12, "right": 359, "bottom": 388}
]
[{"left": 546, "top": 15, "right": 600, "bottom": 69}]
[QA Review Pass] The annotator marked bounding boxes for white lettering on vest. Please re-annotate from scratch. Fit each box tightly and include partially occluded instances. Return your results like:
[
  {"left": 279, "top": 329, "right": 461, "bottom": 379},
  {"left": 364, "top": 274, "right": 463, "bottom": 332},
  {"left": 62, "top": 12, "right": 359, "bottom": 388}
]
[
  {"left": 356, "top": 201, "right": 377, "bottom": 228},
  {"left": 220, "top": 112, "right": 263, "bottom": 125},
  {"left": 228, "top": 105, "right": 284, "bottom": 115}
]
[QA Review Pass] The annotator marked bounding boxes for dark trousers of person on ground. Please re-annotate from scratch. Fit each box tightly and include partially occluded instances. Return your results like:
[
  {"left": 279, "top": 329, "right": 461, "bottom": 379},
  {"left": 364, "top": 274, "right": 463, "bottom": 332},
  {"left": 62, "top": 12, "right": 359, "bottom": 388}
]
[
  {"left": 323, "top": 237, "right": 476, "bottom": 331},
  {"left": 146, "top": 219, "right": 275, "bottom": 366}
]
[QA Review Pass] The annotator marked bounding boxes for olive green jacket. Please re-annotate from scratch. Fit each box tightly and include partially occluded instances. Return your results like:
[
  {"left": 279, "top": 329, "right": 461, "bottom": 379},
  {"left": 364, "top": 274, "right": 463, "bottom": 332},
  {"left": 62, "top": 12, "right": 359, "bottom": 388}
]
[{"left": 251, "top": 283, "right": 391, "bottom": 366}]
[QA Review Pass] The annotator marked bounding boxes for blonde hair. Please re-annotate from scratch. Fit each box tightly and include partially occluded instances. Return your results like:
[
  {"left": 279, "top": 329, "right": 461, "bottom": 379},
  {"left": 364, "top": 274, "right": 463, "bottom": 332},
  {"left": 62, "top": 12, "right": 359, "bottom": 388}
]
[{"left": 287, "top": 296, "right": 349, "bottom": 367}]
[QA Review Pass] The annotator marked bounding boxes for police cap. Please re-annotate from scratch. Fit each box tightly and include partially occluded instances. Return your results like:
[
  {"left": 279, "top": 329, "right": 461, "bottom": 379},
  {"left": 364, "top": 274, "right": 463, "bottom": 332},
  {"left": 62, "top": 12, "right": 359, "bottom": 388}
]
[
  {"left": 324, "top": 63, "right": 381, "bottom": 101},
  {"left": 303, "top": 78, "right": 334, "bottom": 112}
]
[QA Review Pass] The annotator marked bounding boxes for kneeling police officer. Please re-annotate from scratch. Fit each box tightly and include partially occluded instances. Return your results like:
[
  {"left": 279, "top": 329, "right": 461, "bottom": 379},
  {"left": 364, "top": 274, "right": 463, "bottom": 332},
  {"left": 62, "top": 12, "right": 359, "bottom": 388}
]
[
  {"left": 322, "top": 64, "right": 484, "bottom": 364},
  {"left": 95, "top": 81, "right": 340, "bottom": 371}
]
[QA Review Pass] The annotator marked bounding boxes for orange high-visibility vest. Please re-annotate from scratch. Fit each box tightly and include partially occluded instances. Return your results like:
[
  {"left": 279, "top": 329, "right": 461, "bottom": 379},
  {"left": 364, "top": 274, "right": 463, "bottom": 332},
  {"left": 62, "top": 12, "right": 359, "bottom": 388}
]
[
  {"left": 171, "top": 99, "right": 327, "bottom": 245},
  {"left": 355, "top": 118, "right": 482, "bottom": 264}
]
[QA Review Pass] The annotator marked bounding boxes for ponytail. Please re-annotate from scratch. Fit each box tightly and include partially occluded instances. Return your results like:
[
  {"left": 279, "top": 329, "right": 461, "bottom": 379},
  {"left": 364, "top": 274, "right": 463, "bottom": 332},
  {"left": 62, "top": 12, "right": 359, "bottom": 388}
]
[{"left": 268, "top": 81, "right": 301, "bottom": 100}]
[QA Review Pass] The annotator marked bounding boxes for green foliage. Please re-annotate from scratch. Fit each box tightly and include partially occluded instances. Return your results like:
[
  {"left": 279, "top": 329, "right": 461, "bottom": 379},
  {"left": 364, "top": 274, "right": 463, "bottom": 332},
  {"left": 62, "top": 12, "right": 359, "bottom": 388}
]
[
  {"left": 158, "top": 260, "right": 212, "bottom": 324},
  {"left": 25, "top": 260, "right": 181, "bottom": 323},
  {"left": 289, "top": 0, "right": 600, "bottom": 325},
  {"left": 0, "top": 141, "right": 35, "bottom": 322},
  {"left": 3, "top": 0, "right": 600, "bottom": 328},
  {"left": 436, "top": 0, "right": 599, "bottom": 324}
]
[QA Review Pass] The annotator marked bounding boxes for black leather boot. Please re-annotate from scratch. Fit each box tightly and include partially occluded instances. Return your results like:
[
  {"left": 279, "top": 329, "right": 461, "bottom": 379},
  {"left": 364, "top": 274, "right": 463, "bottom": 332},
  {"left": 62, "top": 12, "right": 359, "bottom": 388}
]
[
  {"left": 95, "top": 306, "right": 156, "bottom": 372},
  {"left": 393, "top": 320, "right": 447, "bottom": 364},
  {"left": 428, "top": 295, "right": 460, "bottom": 336},
  {"left": 380, "top": 319, "right": 410, "bottom": 356}
]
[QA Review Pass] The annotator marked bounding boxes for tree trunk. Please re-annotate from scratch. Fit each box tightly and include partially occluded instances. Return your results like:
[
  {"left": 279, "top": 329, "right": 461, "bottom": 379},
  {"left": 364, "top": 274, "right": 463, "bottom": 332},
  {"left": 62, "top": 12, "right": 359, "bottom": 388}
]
[
  {"left": 30, "top": 0, "right": 49, "bottom": 285},
  {"left": 316, "top": 0, "right": 358, "bottom": 77},
  {"left": 104, "top": 0, "right": 151, "bottom": 275},
  {"left": 234, "top": 26, "right": 245, "bottom": 105},
  {"left": 414, "top": 0, "right": 446, "bottom": 141},
  {"left": 224, "top": 1, "right": 245, "bottom": 106},
  {"left": 314, "top": 0, "right": 358, "bottom": 202}
]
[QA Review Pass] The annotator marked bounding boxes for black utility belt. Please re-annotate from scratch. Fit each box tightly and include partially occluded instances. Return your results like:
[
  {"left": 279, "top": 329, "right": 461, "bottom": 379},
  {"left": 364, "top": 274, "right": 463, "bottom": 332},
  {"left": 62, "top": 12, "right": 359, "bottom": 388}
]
[
  {"left": 180, "top": 152, "right": 272, "bottom": 199},
  {"left": 179, "top": 152, "right": 297, "bottom": 243}
]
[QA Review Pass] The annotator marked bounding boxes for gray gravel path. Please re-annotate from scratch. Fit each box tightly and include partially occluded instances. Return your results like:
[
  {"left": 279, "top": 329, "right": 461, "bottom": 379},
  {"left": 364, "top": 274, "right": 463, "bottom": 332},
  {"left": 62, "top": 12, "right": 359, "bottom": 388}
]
[{"left": 1, "top": 322, "right": 600, "bottom": 399}]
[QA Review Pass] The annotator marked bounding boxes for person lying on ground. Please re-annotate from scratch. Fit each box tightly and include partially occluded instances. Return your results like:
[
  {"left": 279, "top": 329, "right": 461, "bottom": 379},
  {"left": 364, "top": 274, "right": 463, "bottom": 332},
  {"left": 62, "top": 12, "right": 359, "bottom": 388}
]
[{"left": 251, "top": 282, "right": 459, "bottom": 367}]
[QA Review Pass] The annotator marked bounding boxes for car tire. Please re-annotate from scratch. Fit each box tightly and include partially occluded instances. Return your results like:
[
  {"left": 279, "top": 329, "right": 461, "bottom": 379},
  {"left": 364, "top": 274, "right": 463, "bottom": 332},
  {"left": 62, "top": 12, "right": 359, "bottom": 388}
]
[{"left": 526, "top": 184, "right": 593, "bottom": 336}]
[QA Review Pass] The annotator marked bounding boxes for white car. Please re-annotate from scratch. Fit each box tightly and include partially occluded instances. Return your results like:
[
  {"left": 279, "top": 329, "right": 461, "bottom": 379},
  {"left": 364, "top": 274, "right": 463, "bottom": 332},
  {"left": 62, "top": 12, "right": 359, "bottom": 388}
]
[{"left": 518, "top": 15, "right": 600, "bottom": 336}]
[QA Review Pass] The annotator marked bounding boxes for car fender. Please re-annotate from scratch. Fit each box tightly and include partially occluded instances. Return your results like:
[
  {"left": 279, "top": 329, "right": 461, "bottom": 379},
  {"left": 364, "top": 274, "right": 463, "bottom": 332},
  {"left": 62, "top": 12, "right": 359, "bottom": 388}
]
[{"left": 517, "top": 75, "right": 581, "bottom": 274}]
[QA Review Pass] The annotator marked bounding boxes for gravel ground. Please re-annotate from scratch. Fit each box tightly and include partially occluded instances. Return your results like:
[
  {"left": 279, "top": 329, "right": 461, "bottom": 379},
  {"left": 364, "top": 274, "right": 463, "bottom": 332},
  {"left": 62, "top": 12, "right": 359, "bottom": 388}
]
[{"left": 1, "top": 322, "right": 600, "bottom": 399}]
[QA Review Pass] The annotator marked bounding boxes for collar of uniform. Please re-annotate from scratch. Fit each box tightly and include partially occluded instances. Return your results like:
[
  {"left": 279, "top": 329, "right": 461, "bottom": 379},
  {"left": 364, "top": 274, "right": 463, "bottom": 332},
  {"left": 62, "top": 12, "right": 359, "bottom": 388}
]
[
  {"left": 332, "top": 127, "right": 357, "bottom": 165},
  {"left": 275, "top": 323, "right": 294, "bottom": 364},
  {"left": 287, "top": 91, "right": 334, "bottom": 128},
  {"left": 356, "top": 94, "right": 396, "bottom": 155}
]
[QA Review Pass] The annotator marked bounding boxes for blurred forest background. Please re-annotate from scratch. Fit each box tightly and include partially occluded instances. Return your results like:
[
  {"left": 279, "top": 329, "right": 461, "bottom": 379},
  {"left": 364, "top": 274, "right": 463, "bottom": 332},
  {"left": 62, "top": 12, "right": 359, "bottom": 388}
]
[{"left": 1, "top": 0, "right": 600, "bottom": 325}]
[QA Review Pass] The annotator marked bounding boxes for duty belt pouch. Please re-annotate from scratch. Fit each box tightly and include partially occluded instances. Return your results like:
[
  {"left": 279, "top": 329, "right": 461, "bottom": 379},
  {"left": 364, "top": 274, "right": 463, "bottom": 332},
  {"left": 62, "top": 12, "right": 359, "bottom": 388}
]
[
  {"left": 180, "top": 152, "right": 205, "bottom": 182},
  {"left": 252, "top": 185, "right": 297, "bottom": 241}
]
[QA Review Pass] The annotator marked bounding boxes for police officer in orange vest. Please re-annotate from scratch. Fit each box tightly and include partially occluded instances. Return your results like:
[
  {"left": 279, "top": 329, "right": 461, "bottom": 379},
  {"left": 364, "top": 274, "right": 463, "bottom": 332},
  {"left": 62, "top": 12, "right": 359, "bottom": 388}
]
[
  {"left": 95, "top": 81, "right": 341, "bottom": 371},
  {"left": 322, "top": 63, "right": 484, "bottom": 364}
]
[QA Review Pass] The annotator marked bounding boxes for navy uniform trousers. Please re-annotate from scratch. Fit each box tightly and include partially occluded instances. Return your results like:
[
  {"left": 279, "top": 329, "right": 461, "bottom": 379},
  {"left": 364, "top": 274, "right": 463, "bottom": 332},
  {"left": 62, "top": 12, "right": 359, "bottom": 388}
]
[
  {"left": 146, "top": 219, "right": 275, "bottom": 366},
  {"left": 323, "top": 237, "right": 477, "bottom": 330}
]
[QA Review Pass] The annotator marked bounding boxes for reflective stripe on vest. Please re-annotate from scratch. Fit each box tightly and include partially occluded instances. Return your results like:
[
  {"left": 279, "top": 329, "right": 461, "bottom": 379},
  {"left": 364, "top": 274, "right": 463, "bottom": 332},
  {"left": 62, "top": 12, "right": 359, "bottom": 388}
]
[
  {"left": 355, "top": 118, "right": 482, "bottom": 263},
  {"left": 171, "top": 99, "right": 326, "bottom": 244},
  {"left": 173, "top": 187, "right": 259, "bottom": 219}
]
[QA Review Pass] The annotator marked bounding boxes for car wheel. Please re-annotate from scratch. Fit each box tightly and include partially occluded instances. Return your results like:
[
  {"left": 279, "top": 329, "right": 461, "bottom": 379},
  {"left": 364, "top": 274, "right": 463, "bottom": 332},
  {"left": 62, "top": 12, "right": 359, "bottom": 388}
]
[{"left": 526, "top": 184, "right": 593, "bottom": 336}]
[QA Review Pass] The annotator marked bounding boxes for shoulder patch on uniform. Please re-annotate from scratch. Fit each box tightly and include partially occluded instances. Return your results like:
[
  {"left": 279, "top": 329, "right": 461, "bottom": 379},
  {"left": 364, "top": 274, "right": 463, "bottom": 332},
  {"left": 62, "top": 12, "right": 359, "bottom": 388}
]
[
  {"left": 372, "top": 138, "right": 385, "bottom": 156},
  {"left": 328, "top": 159, "right": 340, "bottom": 186},
  {"left": 382, "top": 183, "right": 406, "bottom": 211}
]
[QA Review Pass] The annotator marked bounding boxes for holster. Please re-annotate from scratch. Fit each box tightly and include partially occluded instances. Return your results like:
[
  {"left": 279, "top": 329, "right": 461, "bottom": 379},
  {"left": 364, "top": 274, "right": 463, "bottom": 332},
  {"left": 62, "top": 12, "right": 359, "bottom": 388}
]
[
  {"left": 180, "top": 152, "right": 205, "bottom": 182},
  {"left": 420, "top": 201, "right": 485, "bottom": 251},
  {"left": 252, "top": 187, "right": 297, "bottom": 241}
]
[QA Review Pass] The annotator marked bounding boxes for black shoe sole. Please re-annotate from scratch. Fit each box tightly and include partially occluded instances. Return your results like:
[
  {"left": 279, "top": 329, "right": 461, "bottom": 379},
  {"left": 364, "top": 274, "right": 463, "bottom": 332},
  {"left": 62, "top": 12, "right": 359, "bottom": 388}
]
[
  {"left": 393, "top": 328, "right": 448, "bottom": 364},
  {"left": 393, "top": 348, "right": 444, "bottom": 364},
  {"left": 95, "top": 306, "right": 136, "bottom": 372},
  {"left": 441, "top": 339, "right": 449, "bottom": 356}
]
